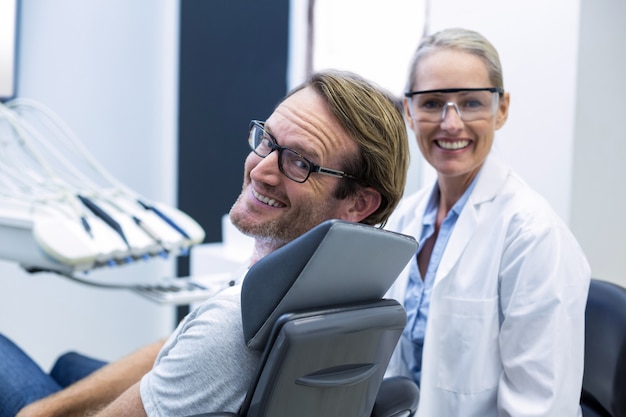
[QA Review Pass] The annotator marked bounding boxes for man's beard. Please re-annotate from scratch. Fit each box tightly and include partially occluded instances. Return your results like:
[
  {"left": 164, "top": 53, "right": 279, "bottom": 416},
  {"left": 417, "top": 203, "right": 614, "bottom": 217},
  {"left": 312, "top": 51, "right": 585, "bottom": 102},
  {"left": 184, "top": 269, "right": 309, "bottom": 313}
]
[{"left": 229, "top": 188, "right": 341, "bottom": 248}]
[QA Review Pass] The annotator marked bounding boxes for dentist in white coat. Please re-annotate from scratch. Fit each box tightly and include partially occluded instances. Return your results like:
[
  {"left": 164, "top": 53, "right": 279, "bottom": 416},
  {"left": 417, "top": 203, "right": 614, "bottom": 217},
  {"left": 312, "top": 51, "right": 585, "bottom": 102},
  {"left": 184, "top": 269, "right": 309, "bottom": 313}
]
[{"left": 385, "top": 28, "right": 590, "bottom": 416}]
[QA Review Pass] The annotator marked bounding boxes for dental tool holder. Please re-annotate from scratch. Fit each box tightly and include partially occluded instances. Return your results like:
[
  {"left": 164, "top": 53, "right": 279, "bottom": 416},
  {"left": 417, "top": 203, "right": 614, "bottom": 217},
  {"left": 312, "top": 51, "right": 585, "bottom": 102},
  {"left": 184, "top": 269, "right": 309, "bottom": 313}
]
[
  {"left": 0, "top": 98, "right": 205, "bottom": 280},
  {"left": 0, "top": 196, "right": 204, "bottom": 275}
]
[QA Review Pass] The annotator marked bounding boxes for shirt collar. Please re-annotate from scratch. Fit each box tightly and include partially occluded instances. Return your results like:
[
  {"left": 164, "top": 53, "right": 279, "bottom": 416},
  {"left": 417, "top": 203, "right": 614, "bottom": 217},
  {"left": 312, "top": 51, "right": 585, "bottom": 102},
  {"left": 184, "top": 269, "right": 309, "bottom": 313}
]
[{"left": 422, "top": 172, "right": 481, "bottom": 227}]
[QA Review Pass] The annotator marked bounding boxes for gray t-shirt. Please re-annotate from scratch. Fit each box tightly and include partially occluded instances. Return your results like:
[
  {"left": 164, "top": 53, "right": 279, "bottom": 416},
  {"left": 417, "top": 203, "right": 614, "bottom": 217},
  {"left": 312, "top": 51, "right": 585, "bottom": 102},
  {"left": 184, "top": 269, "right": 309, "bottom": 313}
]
[{"left": 140, "top": 284, "right": 261, "bottom": 416}]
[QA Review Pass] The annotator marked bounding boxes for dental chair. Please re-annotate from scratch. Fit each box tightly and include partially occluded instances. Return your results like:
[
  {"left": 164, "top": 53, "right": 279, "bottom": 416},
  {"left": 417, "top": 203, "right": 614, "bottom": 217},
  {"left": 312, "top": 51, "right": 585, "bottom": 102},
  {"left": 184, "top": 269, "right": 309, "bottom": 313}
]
[
  {"left": 580, "top": 279, "right": 626, "bottom": 417},
  {"left": 192, "top": 219, "right": 420, "bottom": 417}
]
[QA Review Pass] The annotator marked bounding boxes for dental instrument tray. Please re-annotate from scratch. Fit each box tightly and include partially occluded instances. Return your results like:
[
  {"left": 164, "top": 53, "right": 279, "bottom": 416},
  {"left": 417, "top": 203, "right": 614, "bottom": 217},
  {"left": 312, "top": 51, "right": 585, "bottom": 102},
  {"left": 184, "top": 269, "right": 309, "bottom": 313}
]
[
  {"left": 0, "top": 196, "right": 205, "bottom": 275},
  {"left": 0, "top": 98, "right": 205, "bottom": 276}
]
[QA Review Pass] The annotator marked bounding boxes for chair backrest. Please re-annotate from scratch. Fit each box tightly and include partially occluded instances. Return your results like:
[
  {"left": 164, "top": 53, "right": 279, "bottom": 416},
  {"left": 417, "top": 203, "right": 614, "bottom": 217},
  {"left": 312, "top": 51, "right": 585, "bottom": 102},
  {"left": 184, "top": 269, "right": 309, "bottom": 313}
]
[
  {"left": 240, "top": 219, "right": 418, "bottom": 350},
  {"left": 245, "top": 299, "right": 407, "bottom": 417},
  {"left": 581, "top": 279, "right": 626, "bottom": 417},
  {"left": 239, "top": 220, "right": 418, "bottom": 417}
]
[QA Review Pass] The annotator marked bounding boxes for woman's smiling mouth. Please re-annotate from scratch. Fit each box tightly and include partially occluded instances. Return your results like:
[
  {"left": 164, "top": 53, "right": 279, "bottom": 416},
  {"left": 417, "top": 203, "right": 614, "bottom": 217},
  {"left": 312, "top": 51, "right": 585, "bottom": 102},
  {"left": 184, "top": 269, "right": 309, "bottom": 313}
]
[{"left": 436, "top": 139, "right": 471, "bottom": 150}]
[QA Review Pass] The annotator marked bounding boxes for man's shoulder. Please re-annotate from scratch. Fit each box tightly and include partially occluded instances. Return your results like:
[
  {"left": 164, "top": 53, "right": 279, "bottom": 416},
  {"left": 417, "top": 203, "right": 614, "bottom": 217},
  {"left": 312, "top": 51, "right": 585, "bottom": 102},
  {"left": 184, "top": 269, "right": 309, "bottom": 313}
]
[{"left": 188, "top": 284, "right": 242, "bottom": 325}]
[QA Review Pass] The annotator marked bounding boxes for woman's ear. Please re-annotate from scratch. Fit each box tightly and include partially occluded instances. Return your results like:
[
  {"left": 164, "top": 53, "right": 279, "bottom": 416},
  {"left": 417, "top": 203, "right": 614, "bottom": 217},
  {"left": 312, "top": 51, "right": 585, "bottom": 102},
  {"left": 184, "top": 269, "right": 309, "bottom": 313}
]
[
  {"left": 495, "top": 92, "right": 510, "bottom": 130},
  {"left": 343, "top": 187, "right": 382, "bottom": 223},
  {"left": 403, "top": 97, "right": 418, "bottom": 133}
]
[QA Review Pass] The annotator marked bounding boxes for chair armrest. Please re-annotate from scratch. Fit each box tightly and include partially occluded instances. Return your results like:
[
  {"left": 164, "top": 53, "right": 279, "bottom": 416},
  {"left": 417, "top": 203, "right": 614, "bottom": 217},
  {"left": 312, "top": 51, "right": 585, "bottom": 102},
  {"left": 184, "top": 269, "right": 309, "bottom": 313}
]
[
  {"left": 371, "top": 376, "right": 420, "bottom": 417},
  {"left": 185, "top": 413, "right": 239, "bottom": 417}
]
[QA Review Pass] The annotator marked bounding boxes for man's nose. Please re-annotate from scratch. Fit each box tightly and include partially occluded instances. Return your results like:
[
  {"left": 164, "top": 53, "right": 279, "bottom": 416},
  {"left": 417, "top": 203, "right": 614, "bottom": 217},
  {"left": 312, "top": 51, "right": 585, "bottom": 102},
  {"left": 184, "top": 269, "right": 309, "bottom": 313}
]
[{"left": 250, "top": 150, "right": 281, "bottom": 184}]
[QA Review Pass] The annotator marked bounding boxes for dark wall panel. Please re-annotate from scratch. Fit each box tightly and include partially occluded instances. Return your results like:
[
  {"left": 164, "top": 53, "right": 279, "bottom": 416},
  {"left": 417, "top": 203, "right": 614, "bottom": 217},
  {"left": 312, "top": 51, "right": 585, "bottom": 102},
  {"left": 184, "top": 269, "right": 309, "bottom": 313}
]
[{"left": 178, "top": 0, "right": 290, "bottom": 246}]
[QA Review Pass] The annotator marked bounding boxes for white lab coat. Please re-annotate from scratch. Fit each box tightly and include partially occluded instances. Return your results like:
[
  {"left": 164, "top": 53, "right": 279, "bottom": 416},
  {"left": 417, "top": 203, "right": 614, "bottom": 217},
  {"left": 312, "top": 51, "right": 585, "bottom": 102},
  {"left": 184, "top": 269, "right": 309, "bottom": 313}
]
[{"left": 385, "top": 153, "right": 590, "bottom": 417}]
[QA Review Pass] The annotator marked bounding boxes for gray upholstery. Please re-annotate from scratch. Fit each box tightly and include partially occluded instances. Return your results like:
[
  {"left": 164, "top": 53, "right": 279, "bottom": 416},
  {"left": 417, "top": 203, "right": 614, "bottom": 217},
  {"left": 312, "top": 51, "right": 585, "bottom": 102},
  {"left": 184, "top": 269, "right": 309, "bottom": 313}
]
[
  {"left": 371, "top": 376, "right": 420, "bottom": 417},
  {"left": 241, "top": 220, "right": 418, "bottom": 351},
  {"left": 243, "top": 299, "right": 408, "bottom": 417},
  {"left": 580, "top": 279, "right": 626, "bottom": 417},
  {"left": 192, "top": 219, "right": 419, "bottom": 417}
]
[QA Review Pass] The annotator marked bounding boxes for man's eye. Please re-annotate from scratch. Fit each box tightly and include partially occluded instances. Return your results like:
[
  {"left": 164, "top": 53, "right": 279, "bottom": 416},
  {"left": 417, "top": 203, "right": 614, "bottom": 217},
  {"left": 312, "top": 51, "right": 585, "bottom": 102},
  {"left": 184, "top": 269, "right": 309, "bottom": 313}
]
[
  {"left": 259, "top": 137, "right": 272, "bottom": 150},
  {"left": 292, "top": 157, "right": 309, "bottom": 171}
]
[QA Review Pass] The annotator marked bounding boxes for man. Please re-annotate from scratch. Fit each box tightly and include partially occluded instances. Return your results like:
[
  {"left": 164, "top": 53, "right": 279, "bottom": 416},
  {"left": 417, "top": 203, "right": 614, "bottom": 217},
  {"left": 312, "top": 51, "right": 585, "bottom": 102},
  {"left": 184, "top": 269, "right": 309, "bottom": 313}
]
[{"left": 8, "top": 70, "right": 409, "bottom": 417}]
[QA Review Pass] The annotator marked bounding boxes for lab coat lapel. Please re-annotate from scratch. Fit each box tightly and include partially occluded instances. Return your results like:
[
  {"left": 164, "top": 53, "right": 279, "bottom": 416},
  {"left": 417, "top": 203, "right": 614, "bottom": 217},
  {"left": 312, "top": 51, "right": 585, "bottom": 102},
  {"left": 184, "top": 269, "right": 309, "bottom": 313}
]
[
  {"left": 434, "top": 199, "right": 479, "bottom": 285},
  {"left": 386, "top": 192, "right": 430, "bottom": 302},
  {"left": 433, "top": 153, "right": 509, "bottom": 287}
]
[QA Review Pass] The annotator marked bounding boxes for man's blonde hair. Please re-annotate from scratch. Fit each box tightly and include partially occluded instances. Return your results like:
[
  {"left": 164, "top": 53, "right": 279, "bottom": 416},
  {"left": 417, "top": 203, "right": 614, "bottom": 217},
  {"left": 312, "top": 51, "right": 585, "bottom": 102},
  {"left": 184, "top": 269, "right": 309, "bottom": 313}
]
[{"left": 289, "top": 70, "right": 409, "bottom": 226}]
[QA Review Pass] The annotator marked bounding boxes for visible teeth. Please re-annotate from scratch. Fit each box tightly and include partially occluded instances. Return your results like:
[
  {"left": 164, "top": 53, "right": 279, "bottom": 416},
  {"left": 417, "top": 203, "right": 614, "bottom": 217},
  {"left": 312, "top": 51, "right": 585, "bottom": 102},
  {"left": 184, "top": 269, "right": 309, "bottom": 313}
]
[
  {"left": 437, "top": 140, "right": 470, "bottom": 150},
  {"left": 252, "top": 189, "right": 283, "bottom": 207}
]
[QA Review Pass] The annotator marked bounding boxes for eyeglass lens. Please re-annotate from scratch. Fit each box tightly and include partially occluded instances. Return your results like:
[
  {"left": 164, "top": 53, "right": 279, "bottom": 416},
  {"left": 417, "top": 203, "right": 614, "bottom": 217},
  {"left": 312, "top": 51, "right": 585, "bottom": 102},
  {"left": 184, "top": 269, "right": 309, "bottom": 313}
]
[
  {"left": 248, "top": 122, "right": 312, "bottom": 183},
  {"left": 409, "top": 90, "right": 499, "bottom": 122}
]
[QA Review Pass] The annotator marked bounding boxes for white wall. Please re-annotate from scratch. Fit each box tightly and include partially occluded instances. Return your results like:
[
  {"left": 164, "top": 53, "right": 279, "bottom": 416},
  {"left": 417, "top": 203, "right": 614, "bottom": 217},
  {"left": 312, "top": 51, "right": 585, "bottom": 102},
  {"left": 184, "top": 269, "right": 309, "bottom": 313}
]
[
  {"left": 415, "top": 0, "right": 582, "bottom": 224},
  {"left": 308, "top": 0, "right": 624, "bottom": 285},
  {"left": 0, "top": 0, "right": 178, "bottom": 369},
  {"left": 396, "top": 0, "right": 625, "bottom": 286},
  {"left": 303, "top": 0, "right": 581, "bottom": 223},
  {"left": 2, "top": 0, "right": 622, "bottom": 375},
  {"left": 0, "top": 0, "right": 18, "bottom": 99},
  {"left": 571, "top": 0, "right": 626, "bottom": 286},
  {"left": 291, "top": 0, "right": 425, "bottom": 196}
]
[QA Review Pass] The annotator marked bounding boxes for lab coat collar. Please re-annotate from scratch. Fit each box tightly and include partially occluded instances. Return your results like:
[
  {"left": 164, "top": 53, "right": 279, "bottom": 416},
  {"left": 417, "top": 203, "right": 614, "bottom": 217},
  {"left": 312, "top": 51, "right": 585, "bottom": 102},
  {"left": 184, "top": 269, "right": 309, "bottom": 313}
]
[{"left": 434, "top": 152, "right": 510, "bottom": 285}]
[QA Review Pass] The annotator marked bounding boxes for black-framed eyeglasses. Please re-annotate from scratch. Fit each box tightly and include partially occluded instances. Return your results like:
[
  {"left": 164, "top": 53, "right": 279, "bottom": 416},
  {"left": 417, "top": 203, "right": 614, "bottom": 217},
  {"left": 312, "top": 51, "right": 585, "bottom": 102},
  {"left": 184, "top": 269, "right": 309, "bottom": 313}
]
[
  {"left": 248, "top": 120, "right": 360, "bottom": 184},
  {"left": 404, "top": 87, "right": 504, "bottom": 122}
]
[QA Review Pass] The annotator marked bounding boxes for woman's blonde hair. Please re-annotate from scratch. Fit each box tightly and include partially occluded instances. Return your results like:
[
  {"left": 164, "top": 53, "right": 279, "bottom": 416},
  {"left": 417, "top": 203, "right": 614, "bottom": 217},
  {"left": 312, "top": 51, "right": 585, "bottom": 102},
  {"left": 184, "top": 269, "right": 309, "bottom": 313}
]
[{"left": 406, "top": 28, "right": 504, "bottom": 92}]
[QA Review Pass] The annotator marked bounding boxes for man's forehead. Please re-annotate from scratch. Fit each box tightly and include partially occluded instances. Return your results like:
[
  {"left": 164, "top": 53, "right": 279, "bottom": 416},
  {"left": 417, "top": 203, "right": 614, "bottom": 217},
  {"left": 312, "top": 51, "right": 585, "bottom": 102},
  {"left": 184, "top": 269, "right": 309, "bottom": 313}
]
[
  {"left": 266, "top": 87, "right": 330, "bottom": 141},
  {"left": 266, "top": 88, "right": 354, "bottom": 152},
  {"left": 270, "top": 87, "right": 329, "bottom": 127}
]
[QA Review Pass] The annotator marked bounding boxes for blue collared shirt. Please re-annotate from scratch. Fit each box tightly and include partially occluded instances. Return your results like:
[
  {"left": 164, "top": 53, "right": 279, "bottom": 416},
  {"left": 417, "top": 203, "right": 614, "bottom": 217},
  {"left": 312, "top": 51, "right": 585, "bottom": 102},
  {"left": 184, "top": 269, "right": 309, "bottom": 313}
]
[{"left": 401, "top": 176, "right": 478, "bottom": 385}]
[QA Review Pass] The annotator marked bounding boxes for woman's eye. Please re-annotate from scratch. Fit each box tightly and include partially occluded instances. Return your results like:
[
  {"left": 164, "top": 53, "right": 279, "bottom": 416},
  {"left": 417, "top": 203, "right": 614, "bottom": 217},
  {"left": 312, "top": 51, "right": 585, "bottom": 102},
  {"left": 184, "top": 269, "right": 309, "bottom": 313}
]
[
  {"left": 420, "top": 98, "right": 443, "bottom": 110},
  {"left": 462, "top": 99, "right": 485, "bottom": 109}
]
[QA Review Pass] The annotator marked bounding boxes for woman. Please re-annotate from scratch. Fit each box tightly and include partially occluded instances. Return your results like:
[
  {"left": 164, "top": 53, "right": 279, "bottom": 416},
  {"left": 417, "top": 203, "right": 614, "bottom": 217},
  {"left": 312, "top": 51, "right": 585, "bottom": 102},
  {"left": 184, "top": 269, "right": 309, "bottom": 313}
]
[{"left": 385, "top": 28, "right": 590, "bottom": 416}]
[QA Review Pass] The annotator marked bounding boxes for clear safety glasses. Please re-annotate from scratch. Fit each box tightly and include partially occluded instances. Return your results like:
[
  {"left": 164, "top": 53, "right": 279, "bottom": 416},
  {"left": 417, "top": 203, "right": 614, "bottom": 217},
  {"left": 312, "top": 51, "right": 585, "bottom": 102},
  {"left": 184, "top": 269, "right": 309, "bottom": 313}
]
[{"left": 404, "top": 87, "right": 503, "bottom": 122}]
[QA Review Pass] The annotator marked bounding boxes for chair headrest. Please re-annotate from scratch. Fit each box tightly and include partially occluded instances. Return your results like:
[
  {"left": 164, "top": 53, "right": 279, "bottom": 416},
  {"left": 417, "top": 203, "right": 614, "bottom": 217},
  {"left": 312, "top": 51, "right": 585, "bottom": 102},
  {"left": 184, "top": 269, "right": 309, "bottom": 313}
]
[{"left": 241, "top": 219, "right": 418, "bottom": 351}]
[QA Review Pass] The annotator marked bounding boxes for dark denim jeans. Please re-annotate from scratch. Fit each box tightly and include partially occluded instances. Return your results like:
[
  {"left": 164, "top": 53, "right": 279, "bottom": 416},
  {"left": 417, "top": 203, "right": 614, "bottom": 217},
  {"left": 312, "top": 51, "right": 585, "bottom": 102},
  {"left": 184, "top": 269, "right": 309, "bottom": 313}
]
[{"left": 0, "top": 333, "right": 106, "bottom": 417}]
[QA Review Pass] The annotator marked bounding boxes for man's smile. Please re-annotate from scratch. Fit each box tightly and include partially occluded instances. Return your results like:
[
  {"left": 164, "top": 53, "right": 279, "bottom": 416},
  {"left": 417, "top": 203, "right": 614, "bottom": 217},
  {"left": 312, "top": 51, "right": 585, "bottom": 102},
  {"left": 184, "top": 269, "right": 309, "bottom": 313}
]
[{"left": 252, "top": 188, "right": 286, "bottom": 208}]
